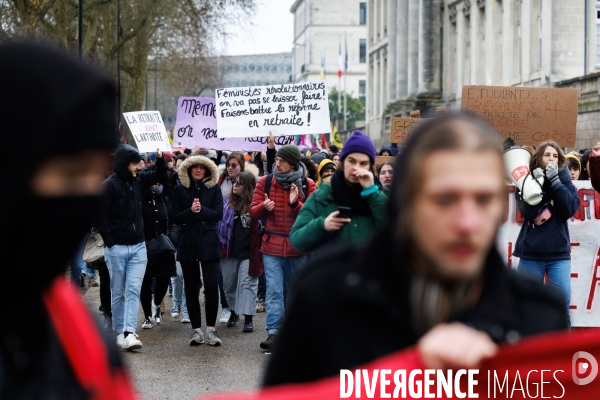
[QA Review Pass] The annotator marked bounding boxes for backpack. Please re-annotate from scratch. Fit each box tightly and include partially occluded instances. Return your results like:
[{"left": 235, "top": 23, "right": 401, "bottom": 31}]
[{"left": 264, "top": 174, "right": 308, "bottom": 199}]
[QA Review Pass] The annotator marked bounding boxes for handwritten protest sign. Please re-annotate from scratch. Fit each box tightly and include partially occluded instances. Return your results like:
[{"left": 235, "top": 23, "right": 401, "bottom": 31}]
[
  {"left": 375, "top": 156, "right": 396, "bottom": 166},
  {"left": 498, "top": 181, "right": 600, "bottom": 327},
  {"left": 173, "top": 97, "right": 295, "bottom": 151},
  {"left": 215, "top": 82, "right": 330, "bottom": 138},
  {"left": 123, "top": 111, "right": 171, "bottom": 153},
  {"left": 390, "top": 117, "right": 425, "bottom": 144},
  {"left": 461, "top": 86, "right": 579, "bottom": 147}
]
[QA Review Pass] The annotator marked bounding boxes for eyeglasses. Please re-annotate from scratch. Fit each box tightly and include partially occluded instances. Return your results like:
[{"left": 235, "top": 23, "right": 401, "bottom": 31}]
[
  {"left": 226, "top": 163, "right": 238, "bottom": 169},
  {"left": 233, "top": 181, "right": 242, "bottom": 186}
]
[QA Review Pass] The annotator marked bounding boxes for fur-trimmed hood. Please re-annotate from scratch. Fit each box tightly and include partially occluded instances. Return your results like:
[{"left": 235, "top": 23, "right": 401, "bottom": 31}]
[{"left": 178, "top": 155, "right": 219, "bottom": 189}]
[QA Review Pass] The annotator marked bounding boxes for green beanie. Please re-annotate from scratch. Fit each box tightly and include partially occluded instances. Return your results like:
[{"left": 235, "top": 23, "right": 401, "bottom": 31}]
[{"left": 276, "top": 145, "right": 302, "bottom": 168}]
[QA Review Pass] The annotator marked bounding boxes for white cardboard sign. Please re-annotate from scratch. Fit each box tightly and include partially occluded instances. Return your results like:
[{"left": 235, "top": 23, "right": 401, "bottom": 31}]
[
  {"left": 215, "top": 82, "right": 331, "bottom": 138},
  {"left": 498, "top": 181, "right": 600, "bottom": 327},
  {"left": 123, "top": 111, "right": 172, "bottom": 153}
]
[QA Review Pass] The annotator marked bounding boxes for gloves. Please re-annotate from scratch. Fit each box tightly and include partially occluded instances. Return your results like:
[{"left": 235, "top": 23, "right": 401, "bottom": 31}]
[
  {"left": 532, "top": 167, "right": 544, "bottom": 180},
  {"left": 502, "top": 138, "right": 515, "bottom": 151},
  {"left": 546, "top": 161, "right": 560, "bottom": 186}
]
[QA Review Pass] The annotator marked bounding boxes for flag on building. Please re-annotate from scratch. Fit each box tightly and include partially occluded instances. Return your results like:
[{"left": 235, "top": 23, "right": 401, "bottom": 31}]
[{"left": 338, "top": 37, "right": 343, "bottom": 78}]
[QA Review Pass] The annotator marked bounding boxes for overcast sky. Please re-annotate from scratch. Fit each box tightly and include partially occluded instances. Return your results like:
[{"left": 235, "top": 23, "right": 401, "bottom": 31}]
[{"left": 223, "top": 0, "right": 295, "bottom": 56}]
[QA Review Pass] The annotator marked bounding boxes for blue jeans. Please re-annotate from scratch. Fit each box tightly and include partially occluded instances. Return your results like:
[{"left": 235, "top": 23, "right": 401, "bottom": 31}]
[
  {"left": 171, "top": 259, "right": 188, "bottom": 318},
  {"left": 263, "top": 255, "right": 306, "bottom": 334},
  {"left": 69, "top": 237, "right": 86, "bottom": 286},
  {"left": 518, "top": 258, "right": 571, "bottom": 326},
  {"left": 105, "top": 243, "right": 147, "bottom": 334}
]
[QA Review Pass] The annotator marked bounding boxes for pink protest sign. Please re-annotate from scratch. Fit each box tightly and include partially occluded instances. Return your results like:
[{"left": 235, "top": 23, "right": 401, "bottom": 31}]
[{"left": 173, "top": 97, "right": 294, "bottom": 151}]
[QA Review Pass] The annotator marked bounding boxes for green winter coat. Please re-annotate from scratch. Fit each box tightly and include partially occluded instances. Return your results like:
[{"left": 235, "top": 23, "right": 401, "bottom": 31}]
[{"left": 289, "top": 182, "right": 388, "bottom": 252}]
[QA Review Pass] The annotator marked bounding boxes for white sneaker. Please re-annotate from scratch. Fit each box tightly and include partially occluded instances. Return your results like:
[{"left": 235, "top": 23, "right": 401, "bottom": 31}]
[
  {"left": 152, "top": 302, "right": 162, "bottom": 325},
  {"left": 116, "top": 333, "right": 125, "bottom": 347},
  {"left": 181, "top": 316, "right": 191, "bottom": 323},
  {"left": 122, "top": 333, "right": 143, "bottom": 351},
  {"left": 219, "top": 308, "right": 231, "bottom": 323},
  {"left": 205, "top": 328, "right": 222, "bottom": 346}
]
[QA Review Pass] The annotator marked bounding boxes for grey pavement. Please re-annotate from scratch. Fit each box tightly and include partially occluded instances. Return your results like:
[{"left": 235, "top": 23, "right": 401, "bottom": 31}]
[{"left": 82, "top": 276, "right": 269, "bottom": 400}]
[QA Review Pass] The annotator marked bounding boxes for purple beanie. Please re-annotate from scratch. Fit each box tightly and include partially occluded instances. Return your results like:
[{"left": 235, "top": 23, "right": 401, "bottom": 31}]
[{"left": 339, "top": 130, "right": 376, "bottom": 164}]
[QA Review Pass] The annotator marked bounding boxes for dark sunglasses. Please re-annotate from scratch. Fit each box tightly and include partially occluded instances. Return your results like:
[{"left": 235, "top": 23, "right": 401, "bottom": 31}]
[
  {"left": 233, "top": 181, "right": 242, "bottom": 186},
  {"left": 226, "top": 163, "right": 239, "bottom": 168}
]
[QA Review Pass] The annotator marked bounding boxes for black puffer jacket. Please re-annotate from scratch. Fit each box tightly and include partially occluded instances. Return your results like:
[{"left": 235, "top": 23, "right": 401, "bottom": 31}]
[
  {"left": 171, "top": 156, "right": 223, "bottom": 262},
  {"left": 142, "top": 185, "right": 176, "bottom": 276},
  {"left": 97, "top": 145, "right": 166, "bottom": 248}
]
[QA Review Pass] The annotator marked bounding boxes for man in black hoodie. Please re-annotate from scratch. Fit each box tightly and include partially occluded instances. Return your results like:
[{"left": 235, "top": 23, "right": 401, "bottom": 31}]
[{"left": 98, "top": 144, "right": 166, "bottom": 350}]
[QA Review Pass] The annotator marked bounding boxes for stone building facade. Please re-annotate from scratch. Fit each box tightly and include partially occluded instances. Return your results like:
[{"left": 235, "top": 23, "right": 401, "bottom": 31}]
[
  {"left": 367, "top": 0, "right": 599, "bottom": 149},
  {"left": 291, "top": 0, "right": 368, "bottom": 116},
  {"left": 218, "top": 52, "right": 293, "bottom": 89}
]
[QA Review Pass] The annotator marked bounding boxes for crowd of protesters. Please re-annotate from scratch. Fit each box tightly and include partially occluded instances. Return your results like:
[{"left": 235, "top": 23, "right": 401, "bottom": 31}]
[{"left": 7, "top": 40, "right": 598, "bottom": 400}]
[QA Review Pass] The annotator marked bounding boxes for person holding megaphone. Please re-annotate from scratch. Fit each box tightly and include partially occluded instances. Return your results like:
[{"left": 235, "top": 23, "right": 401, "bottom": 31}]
[{"left": 512, "top": 141, "right": 580, "bottom": 327}]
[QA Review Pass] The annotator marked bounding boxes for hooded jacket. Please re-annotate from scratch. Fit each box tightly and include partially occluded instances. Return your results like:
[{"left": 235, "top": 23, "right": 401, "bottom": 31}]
[
  {"left": 0, "top": 42, "right": 135, "bottom": 400},
  {"left": 264, "top": 114, "right": 567, "bottom": 387},
  {"left": 513, "top": 166, "right": 580, "bottom": 261},
  {"left": 171, "top": 156, "right": 223, "bottom": 262},
  {"left": 316, "top": 159, "right": 336, "bottom": 186},
  {"left": 97, "top": 145, "right": 167, "bottom": 248}
]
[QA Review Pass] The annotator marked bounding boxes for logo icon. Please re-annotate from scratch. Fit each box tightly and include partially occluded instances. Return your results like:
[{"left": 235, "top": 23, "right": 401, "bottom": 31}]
[{"left": 572, "top": 351, "right": 598, "bottom": 385}]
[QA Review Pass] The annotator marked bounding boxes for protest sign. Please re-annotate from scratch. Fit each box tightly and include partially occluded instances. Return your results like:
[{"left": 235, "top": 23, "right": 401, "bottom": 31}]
[
  {"left": 215, "top": 82, "right": 330, "bottom": 138},
  {"left": 173, "top": 97, "right": 295, "bottom": 151},
  {"left": 123, "top": 111, "right": 171, "bottom": 153},
  {"left": 461, "top": 85, "right": 579, "bottom": 147},
  {"left": 498, "top": 181, "right": 600, "bottom": 327},
  {"left": 390, "top": 117, "right": 424, "bottom": 144},
  {"left": 375, "top": 156, "right": 396, "bottom": 166}
]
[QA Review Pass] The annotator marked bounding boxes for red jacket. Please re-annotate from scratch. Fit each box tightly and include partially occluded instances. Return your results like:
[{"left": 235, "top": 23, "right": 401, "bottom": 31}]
[{"left": 250, "top": 175, "right": 316, "bottom": 257}]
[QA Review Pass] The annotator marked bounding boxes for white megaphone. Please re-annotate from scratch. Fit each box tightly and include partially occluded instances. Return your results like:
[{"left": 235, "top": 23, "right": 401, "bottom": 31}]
[{"left": 503, "top": 147, "right": 544, "bottom": 205}]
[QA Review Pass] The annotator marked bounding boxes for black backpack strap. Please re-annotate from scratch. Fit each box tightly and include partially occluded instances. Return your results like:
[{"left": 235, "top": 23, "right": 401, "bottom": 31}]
[{"left": 265, "top": 174, "right": 273, "bottom": 197}]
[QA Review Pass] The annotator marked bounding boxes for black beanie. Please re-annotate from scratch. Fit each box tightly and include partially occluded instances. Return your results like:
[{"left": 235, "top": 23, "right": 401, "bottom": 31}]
[{"left": 276, "top": 145, "right": 302, "bottom": 168}]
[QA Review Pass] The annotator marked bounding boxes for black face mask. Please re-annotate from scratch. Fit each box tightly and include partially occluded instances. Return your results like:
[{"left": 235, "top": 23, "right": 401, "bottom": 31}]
[{"left": 4, "top": 195, "right": 100, "bottom": 300}]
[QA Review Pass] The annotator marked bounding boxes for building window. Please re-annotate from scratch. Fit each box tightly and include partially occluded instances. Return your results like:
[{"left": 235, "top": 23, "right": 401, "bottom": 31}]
[
  {"left": 359, "top": 80, "right": 366, "bottom": 100},
  {"left": 360, "top": 3, "right": 367, "bottom": 25},
  {"left": 359, "top": 39, "right": 366, "bottom": 63}
]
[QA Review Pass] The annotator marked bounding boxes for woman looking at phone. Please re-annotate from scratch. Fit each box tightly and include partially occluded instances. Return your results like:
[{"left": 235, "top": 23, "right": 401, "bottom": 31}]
[
  {"left": 290, "top": 131, "right": 388, "bottom": 259},
  {"left": 513, "top": 141, "right": 579, "bottom": 327}
]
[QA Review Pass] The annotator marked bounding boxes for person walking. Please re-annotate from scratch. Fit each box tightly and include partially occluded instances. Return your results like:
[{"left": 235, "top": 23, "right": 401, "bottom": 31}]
[
  {"left": 514, "top": 141, "right": 580, "bottom": 327},
  {"left": 171, "top": 155, "right": 224, "bottom": 346},
  {"left": 98, "top": 145, "right": 167, "bottom": 350},
  {"left": 220, "top": 171, "right": 263, "bottom": 332},
  {"left": 140, "top": 172, "right": 177, "bottom": 330},
  {"left": 250, "top": 144, "right": 316, "bottom": 350}
]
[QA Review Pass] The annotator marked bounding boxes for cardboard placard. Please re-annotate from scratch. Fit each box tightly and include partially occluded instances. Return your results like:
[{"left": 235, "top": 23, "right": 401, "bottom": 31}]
[
  {"left": 461, "top": 86, "right": 579, "bottom": 147},
  {"left": 390, "top": 117, "right": 425, "bottom": 144},
  {"left": 123, "top": 111, "right": 171, "bottom": 153},
  {"left": 173, "top": 97, "right": 295, "bottom": 151},
  {"left": 215, "top": 82, "right": 331, "bottom": 138},
  {"left": 375, "top": 156, "right": 396, "bottom": 166}
]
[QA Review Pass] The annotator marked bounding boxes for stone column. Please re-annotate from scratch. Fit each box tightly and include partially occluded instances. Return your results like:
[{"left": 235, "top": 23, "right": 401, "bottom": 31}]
[
  {"left": 396, "top": 0, "right": 408, "bottom": 98},
  {"left": 387, "top": 0, "right": 397, "bottom": 102},
  {"left": 407, "top": 0, "right": 419, "bottom": 96},
  {"left": 418, "top": 0, "right": 437, "bottom": 93}
]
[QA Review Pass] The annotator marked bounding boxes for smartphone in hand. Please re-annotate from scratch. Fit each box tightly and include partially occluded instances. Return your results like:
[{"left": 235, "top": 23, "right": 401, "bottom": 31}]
[{"left": 338, "top": 206, "right": 352, "bottom": 219}]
